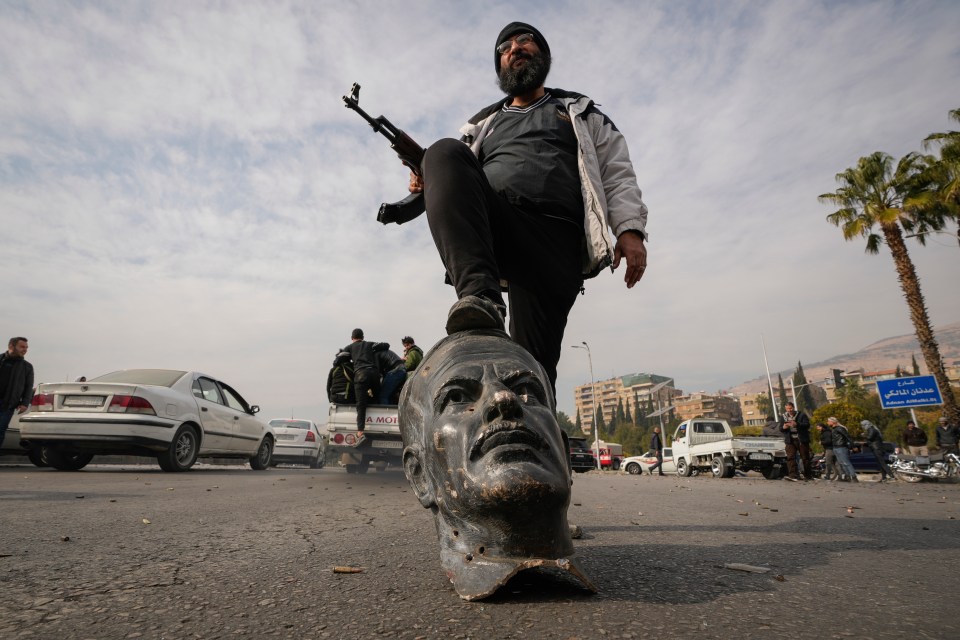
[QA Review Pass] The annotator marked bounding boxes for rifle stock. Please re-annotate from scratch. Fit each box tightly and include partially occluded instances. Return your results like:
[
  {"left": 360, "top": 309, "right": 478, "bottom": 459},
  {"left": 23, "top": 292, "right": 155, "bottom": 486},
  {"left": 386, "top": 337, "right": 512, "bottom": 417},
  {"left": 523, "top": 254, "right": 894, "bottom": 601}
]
[{"left": 343, "top": 83, "right": 426, "bottom": 225}]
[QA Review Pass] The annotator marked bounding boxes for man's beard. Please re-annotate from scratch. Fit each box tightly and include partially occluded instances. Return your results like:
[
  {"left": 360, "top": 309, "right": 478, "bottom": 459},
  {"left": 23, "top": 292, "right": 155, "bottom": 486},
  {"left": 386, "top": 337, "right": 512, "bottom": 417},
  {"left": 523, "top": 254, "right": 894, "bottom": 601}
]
[{"left": 498, "top": 51, "right": 551, "bottom": 97}]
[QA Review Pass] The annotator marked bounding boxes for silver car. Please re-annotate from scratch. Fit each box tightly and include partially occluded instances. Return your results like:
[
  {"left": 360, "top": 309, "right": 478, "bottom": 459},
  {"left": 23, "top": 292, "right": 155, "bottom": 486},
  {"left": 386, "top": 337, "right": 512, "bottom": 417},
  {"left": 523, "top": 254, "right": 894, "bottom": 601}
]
[
  {"left": 621, "top": 448, "right": 680, "bottom": 475},
  {"left": 19, "top": 369, "right": 274, "bottom": 472},
  {"left": 268, "top": 419, "right": 326, "bottom": 468}
]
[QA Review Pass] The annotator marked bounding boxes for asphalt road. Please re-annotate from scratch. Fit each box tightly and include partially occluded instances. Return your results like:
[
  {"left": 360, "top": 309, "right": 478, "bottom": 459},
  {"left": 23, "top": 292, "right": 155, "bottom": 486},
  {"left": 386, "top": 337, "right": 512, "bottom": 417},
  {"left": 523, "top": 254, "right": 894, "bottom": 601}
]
[{"left": 1, "top": 462, "right": 958, "bottom": 640}]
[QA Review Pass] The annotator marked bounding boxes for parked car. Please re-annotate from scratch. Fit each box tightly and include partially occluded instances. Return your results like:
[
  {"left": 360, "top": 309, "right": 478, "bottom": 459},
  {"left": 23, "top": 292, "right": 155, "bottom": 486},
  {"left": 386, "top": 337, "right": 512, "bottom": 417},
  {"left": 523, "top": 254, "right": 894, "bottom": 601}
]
[
  {"left": 621, "top": 447, "right": 680, "bottom": 475},
  {"left": 19, "top": 369, "right": 274, "bottom": 472},
  {"left": 810, "top": 441, "right": 897, "bottom": 476},
  {"left": 0, "top": 411, "right": 49, "bottom": 467},
  {"left": 268, "top": 418, "right": 325, "bottom": 468},
  {"left": 568, "top": 436, "right": 596, "bottom": 473}
]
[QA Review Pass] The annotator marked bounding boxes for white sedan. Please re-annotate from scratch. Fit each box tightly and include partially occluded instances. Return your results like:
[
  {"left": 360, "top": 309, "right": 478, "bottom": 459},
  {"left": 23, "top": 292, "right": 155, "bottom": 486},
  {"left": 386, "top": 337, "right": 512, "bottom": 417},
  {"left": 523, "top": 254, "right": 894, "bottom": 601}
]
[
  {"left": 268, "top": 418, "right": 326, "bottom": 468},
  {"left": 621, "top": 448, "right": 682, "bottom": 476},
  {"left": 19, "top": 369, "right": 274, "bottom": 472}
]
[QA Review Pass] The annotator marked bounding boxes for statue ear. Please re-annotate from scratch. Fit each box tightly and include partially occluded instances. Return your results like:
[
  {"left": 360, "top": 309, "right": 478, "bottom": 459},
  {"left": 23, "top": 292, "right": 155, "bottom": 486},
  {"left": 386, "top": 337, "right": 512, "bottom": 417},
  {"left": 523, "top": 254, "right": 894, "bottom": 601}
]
[{"left": 403, "top": 444, "right": 435, "bottom": 508}]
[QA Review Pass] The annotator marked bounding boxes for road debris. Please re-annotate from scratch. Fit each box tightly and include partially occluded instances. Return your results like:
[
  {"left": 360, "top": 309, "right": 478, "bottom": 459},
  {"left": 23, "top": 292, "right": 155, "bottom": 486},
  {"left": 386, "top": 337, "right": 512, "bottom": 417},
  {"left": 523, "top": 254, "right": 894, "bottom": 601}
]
[
  {"left": 333, "top": 566, "right": 365, "bottom": 574},
  {"left": 722, "top": 563, "right": 770, "bottom": 574}
]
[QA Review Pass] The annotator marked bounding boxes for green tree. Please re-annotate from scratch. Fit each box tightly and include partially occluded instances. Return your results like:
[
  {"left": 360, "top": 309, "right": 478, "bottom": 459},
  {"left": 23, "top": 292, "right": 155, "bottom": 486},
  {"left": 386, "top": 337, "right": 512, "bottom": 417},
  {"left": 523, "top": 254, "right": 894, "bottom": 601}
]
[
  {"left": 820, "top": 150, "right": 959, "bottom": 424},
  {"left": 777, "top": 373, "right": 789, "bottom": 412},
  {"left": 575, "top": 408, "right": 582, "bottom": 435},
  {"left": 756, "top": 392, "right": 773, "bottom": 419},
  {"left": 625, "top": 399, "right": 634, "bottom": 426},
  {"left": 834, "top": 377, "right": 868, "bottom": 404},
  {"left": 911, "top": 353, "right": 921, "bottom": 376},
  {"left": 793, "top": 361, "right": 817, "bottom": 416},
  {"left": 557, "top": 411, "right": 584, "bottom": 437},
  {"left": 595, "top": 407, "right": 607, "bottom": 441},
  {"left": 920, "top": 107, "right": 960, "bottom": 217}
]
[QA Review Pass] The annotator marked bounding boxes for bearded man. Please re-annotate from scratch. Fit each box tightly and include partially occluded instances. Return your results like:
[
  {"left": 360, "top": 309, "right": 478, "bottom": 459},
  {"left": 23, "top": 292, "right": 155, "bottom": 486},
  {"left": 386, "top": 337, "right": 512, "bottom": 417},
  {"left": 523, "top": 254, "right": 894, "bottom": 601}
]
[{"left": 409, "top": 22, "right": 649, "bottom": 389}]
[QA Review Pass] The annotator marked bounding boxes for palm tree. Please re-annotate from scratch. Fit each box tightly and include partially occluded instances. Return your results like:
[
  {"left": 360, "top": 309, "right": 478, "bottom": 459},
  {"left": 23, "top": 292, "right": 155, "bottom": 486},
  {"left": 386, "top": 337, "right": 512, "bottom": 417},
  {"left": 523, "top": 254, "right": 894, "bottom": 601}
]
[
  {"left": 820, "top": 151, "right": 959, "bottom": 423},
  {"left": 922, "top": 107, "right": 960, "bottom": 210}
]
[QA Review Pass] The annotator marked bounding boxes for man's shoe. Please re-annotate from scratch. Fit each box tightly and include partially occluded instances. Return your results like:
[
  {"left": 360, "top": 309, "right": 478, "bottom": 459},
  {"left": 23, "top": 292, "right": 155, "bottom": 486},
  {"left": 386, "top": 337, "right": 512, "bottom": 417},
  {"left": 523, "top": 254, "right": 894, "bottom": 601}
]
[
  {"left": 445, "top": 295, "right": 506, "bottom": 335},
  {"left": 785, "top": 476, "right": 799, "bottom": 482}
]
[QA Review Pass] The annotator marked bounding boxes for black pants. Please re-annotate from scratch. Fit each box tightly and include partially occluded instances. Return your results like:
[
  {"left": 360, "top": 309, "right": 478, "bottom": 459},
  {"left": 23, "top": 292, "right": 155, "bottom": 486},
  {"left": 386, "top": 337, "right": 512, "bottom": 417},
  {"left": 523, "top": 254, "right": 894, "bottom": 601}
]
[
  {"left": 422, "top": 139, "right": 584, "bottom": 389},
  {"left": 868, "top": 442, "right": 894, "bottom": 479},
  {"left": 353, "top": 368, "right": 380, "bottom": 431},
  {"left": 785, "top": 440, "right": 812, "bottom": 479}
]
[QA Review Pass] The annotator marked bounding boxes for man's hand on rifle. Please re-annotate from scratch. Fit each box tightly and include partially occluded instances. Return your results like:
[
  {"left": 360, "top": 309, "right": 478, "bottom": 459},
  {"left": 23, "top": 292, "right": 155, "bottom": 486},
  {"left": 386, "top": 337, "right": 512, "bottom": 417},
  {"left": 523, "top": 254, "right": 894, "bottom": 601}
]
[{"left": 409, "top": 171, "right": 423, "bottom": 194}]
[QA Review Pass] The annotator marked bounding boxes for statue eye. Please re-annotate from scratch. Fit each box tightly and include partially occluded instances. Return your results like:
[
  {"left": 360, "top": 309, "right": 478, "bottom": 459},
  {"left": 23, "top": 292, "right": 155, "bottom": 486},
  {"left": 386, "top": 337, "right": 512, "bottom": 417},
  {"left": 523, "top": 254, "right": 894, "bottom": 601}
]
[
  {"left": 512, "top": 380, "right": 545, "bottom": 405},
  {"left": 438, "top": 382, "right": 480, "bottom": 412}
]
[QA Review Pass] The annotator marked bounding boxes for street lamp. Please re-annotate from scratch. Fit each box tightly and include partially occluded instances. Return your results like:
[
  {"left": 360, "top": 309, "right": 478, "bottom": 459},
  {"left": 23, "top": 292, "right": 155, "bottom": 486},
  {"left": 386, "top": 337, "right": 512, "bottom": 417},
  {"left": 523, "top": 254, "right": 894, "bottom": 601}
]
[{"left": 571, "top": 342, "right": 601, "bottom": 471}]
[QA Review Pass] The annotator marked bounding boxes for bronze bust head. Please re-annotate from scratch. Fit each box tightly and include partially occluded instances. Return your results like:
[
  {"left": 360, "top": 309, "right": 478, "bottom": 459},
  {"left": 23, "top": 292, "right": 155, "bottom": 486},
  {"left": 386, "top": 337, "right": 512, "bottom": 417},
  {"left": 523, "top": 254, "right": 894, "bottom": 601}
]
[{"left": 399, "top": 328, "right": 594, "bottom": 600}]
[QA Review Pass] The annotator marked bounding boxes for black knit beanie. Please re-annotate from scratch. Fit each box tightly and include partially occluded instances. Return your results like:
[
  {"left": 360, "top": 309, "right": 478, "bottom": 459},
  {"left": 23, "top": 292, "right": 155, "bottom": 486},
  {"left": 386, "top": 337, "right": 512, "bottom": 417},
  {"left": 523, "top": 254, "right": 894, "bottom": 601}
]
[{"left": 494, "top": 22, "right": 550, "bottom": 73}]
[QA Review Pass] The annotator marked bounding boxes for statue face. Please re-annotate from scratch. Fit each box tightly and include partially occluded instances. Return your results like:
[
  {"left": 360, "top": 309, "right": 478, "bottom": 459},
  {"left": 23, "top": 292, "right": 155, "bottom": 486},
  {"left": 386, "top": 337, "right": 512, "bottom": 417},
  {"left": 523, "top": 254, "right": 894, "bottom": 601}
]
[{"left": 404, "top": 334, "right": 570, "bottom": 516}]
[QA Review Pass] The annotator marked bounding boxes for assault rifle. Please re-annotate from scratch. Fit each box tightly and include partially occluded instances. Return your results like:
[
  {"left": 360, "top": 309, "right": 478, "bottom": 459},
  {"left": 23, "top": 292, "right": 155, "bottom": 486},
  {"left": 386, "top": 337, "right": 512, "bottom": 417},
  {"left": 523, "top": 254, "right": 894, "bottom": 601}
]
[{"left": 342, "top": 83, "right": 426, "bottom": 225}]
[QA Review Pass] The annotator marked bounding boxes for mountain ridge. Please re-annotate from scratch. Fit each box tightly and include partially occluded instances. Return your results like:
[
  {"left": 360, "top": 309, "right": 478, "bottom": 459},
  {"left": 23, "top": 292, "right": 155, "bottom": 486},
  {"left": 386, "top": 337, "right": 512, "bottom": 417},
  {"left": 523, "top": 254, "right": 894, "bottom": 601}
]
[{"left": 730, "top": 321, "right": 960, "bottom": 394}]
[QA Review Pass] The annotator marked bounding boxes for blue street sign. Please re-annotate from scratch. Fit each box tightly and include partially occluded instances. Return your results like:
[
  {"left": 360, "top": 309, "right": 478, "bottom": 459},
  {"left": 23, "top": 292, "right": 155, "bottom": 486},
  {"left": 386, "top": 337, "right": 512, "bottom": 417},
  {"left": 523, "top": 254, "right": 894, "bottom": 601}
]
[{"left": 876, "top": 375, "right": 943, "bottom": 409}]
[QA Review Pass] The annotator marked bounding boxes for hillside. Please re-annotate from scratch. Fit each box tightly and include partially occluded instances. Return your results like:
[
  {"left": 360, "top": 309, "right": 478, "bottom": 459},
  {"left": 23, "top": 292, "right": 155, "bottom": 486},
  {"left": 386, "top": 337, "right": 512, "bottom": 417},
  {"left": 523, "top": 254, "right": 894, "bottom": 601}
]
[{"left": 730, "top": 321, "right": 960, "bottom": 394}]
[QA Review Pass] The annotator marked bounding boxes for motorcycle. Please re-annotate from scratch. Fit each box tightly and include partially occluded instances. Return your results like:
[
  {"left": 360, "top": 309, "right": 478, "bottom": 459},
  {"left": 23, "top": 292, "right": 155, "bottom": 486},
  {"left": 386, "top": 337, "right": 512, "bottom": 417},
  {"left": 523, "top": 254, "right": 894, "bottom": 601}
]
[{"left": 890, "top": 451, "right": 960, "bottom": 483}]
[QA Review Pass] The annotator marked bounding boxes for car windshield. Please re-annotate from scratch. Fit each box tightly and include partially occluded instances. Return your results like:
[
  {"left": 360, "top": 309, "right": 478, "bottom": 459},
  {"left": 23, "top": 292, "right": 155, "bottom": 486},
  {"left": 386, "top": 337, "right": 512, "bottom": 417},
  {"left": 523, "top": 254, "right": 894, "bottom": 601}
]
[
  {"left": 90, "top": 369, "right": 188, "bottom": 387},
  {"left": 269, "top": 420, "right": 311, "bottom": 430},
  {"left": 569, "top": 439, "right": 591, "bottom": 452}
]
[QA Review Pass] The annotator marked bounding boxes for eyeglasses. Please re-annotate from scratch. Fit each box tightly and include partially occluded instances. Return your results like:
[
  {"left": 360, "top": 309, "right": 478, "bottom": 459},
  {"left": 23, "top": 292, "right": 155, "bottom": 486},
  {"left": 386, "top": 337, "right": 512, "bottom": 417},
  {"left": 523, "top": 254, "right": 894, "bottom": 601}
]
[{"left": 497, "top": 33, "right": 536, "bottom": 55}]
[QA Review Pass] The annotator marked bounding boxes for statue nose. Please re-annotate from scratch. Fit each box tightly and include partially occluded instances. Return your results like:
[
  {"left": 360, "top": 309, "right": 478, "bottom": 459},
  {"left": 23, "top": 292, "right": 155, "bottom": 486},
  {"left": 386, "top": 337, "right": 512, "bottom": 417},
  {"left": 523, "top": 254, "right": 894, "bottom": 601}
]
[{"left": 486, "top": 389, "right": 522, "bottom": 422}]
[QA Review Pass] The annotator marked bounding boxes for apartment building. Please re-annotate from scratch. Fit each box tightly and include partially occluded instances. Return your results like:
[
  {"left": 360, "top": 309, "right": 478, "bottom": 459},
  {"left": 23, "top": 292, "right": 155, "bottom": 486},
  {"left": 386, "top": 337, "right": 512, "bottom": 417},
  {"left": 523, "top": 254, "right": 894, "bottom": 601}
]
[
  {"left": 573, "top": 372, "right": 678, "bottom": 435},
  {"left": 672, "top": 392, "right": 743, "bottom": 425}
]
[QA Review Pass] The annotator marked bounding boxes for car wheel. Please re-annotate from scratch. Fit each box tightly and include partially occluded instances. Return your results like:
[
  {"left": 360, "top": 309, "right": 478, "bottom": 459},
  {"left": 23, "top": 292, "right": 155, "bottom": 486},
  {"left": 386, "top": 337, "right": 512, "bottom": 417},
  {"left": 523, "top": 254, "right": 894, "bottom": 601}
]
[
  {"left": 895, "top": 470, "right": 922, "bottom": 483},
  {"left": 315, "top": 448, "right": 326, "bottom": 469},
  {"left": 249, "top": 437, "right": 273, "bottom": 470},
  {"left": 157, "top": 425, "right": 199, "bottom": 472},
  {"left": 676, "top": 457, "right": 692, "bottom": 477},
  {"left": 46, "top": 448, "right": 94, "bottom": 471},
  {"left": 710, "top": 456, "right": 726, "bottom": 478},
  {"left": 626, "top": 462, "right": 641, "bottom": 475},
  {"left": 27, "top": 446, "right": 49, "bottom": 468}
]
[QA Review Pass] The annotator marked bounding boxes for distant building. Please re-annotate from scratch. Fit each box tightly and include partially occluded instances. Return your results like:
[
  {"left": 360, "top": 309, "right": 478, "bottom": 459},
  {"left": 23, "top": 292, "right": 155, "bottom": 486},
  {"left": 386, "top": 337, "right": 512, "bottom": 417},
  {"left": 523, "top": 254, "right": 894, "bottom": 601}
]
[
  {"left": 573, "top": 373, "right": 679, "bottom": 436},
  {"left": 737, "top": 392, "right": 769, "bottom": 427},
  {"left": 672, "top": 392, "right": 743, "bottom": 425}
]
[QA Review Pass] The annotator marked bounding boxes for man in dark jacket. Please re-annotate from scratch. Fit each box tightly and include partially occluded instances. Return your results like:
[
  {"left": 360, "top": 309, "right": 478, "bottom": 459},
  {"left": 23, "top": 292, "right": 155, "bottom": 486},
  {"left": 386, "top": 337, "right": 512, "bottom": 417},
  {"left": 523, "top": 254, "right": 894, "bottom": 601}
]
[
  {"left": 861, "top": 420, "right": 895, "bottom": 482},
  {"left": 817, "top": 422, "right": 839, "bottom": 481},
  {"left": 779, "top": 402, "right": 811, "bottom": 481},
  {"left": 375, "top": 345, "right": 407, "bottom": 405},
  {"left": 649, "top": 427, "right": 664, "bottom": 476},
  {"left": 342, "top": 329, "right": 380, "bottom": 444},
  {"left": 901, "top": 420, "right": 928, "bottom": 456},
  {"left": 935, "top": 417, "right": 960, "bottom": 455},
  {"left": 326, "top": 351, "right": 355, "bottom": 404},
  {"left": 828, "top": 417, "right": 858, "bottom": 482},
  {"left": 0, "top": 336, "right": 34, "bottom": 447},
  {"left": 409, "top": 22, "right": 649, "bottom": 391}
]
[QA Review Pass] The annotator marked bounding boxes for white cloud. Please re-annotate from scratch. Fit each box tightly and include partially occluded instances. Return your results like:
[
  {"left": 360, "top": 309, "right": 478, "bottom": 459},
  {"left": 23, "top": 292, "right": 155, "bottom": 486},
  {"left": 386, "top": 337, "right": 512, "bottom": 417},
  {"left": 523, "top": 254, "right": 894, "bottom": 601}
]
[{"left": 2, "top": 0, "right": 958, "bottom": 421}]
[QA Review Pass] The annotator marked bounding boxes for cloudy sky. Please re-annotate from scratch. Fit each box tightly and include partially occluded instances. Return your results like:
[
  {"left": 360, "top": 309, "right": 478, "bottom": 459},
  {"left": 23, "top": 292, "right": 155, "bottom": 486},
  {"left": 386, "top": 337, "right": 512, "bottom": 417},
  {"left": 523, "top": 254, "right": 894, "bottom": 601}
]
[{"left": 3, "top": 0, "right": 959, "bottom": 421}]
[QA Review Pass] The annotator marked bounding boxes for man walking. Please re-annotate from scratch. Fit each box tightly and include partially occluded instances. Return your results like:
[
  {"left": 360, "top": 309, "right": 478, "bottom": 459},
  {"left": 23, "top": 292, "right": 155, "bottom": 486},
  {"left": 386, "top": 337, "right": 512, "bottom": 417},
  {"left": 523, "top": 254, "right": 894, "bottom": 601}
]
[
  {"left": 649, "top": 426, "right": 665, "bottom": 476},
  {"left": 861, "top": 420, "right": 895, "bottom": 482},
  {"left": 410, "top": 22, "right": 649, "bottom": 391},
  {"left": 779, "top": 402, "right": 811, "bottom": 481},
  {"left": 0, "top": 337, "right": 34, "bottom": 447}
]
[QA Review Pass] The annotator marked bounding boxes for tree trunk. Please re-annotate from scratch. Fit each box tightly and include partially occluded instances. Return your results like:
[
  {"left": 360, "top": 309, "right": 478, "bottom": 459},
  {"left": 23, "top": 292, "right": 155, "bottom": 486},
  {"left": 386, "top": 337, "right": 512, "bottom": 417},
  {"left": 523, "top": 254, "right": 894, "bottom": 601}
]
[{"left": 882, "top": 223, "right": 959, "bottom": 423}]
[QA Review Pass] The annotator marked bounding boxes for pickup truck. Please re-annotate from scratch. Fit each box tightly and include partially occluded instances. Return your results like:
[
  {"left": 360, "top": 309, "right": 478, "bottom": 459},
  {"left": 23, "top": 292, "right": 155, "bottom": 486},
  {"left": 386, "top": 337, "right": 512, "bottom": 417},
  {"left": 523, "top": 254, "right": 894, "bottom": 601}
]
[
  {"left": 671, "top": 418, "right": 787, "bottom": 479},
  {"left": 325, "top": 403, "right": 402, "bottom": 474}
]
